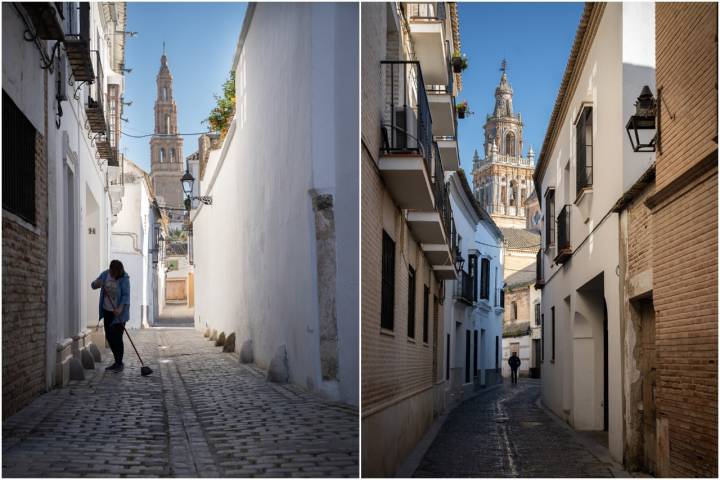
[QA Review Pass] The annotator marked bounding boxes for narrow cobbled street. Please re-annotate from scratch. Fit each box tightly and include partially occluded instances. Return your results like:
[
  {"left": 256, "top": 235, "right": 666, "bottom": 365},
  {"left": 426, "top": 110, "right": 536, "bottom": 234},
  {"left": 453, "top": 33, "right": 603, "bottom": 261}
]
[
  {"left": 414, "top": 380, "right": 624, "bottom": 478},
  {"left": 2, "top": 328, "right": 358, "bottom": 478}
]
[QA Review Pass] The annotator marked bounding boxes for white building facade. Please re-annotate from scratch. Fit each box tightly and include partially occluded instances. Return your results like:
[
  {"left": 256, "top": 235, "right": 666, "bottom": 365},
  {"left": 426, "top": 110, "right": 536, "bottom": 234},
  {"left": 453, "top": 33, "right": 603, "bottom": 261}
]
[
  {"left": 535, "top": 2, "right": 656, "bottom": 463},
  {"left": 442, "top": 172, "right": 504, "bottom": 407},
  {"left": 110, "top": 159, "right": 160, "bottom": 329},
  {"left": 192, "top": 3, "right": 359, "bottom": 405},
  {"left": 3, "top": 2, "right": 129, "bottom": 400}
]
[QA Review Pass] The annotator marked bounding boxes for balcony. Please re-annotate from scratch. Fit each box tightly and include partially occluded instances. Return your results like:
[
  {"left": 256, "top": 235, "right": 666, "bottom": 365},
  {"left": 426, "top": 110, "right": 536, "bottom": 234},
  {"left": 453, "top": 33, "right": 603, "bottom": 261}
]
[
  {"left": 407, "top": 143, "right": 450, "bottom": 245},
  {"left": 535, "top": 249, "right": 545, "bottom": 289},
  {"left": 427, "top": 53, "right": 456, "bottom": 138},
  {"left": 379, "top": 61, "right": 434, "bottom": 211},
  {"left": 554, "top": 205, "right": 572, "bottom": 264},
  {"left": 404, "top": 3, "right": 448, "bottom": 85},
  {"left": 85, "top": 50, "right": 106, "bottom": 134},
  {"left": 435, "top": 136, "right": 459, "bottom": 171},
  {"left": 454, "top": 270, "right": 474, "bottom": 305},
  {"left": 22, "top": 3, "right": 65, "bottom": 40},
  {"left": 64, "top": 3, "right": 94, "bottom": 82}
]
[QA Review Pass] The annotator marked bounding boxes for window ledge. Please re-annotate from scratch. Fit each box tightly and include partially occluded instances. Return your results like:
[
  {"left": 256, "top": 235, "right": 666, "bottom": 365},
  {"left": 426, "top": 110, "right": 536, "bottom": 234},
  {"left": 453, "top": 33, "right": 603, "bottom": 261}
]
[
  {"left": 407, "top": 337, "right": 416, "bottom": 344},
  {"left": 380, "top": 328, "right": 395, "bottom": 338}
]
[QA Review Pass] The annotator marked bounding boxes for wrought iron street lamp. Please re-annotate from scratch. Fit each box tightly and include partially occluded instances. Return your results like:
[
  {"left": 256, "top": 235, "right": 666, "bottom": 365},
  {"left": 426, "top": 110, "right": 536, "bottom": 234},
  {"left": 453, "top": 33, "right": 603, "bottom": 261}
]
[
  {"left": 181, "top": 168, "right": 212, "bottom": 209},
  {"left": 626, "top": 85, "right": 657, "bottom": 152},
  {"left": 454, "top": 247, "right": 465, "bottom": 272}
]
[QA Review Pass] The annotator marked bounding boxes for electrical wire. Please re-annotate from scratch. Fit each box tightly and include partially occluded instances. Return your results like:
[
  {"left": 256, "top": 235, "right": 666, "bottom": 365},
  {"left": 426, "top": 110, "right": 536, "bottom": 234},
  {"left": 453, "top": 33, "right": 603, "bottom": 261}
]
[{"left": 121, "top": 130, "right": 212, "bottom": 138}]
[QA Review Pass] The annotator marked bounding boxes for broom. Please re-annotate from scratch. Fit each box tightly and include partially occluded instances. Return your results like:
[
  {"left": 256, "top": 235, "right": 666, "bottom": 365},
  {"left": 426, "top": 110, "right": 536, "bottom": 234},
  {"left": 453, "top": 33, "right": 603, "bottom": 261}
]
[{"left": 102, "top": 285, "right": 154, "bottom": 376}]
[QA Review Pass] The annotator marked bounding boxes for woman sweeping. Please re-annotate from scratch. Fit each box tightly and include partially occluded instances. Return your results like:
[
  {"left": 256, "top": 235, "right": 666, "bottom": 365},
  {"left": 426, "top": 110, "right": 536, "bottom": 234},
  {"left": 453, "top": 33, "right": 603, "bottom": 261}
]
[{"left": 91, "top": 260, "right": 130, "bottom": 372}]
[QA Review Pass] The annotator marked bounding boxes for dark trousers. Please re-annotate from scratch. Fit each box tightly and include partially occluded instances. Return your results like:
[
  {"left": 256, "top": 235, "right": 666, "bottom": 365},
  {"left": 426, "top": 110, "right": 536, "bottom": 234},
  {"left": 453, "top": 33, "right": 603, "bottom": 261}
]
[
  {"left": 103, "top": 310, "right": 124, "bottom": 365},
  {"left": 511, "top": 368, "right": 518, "bottom": 384}
]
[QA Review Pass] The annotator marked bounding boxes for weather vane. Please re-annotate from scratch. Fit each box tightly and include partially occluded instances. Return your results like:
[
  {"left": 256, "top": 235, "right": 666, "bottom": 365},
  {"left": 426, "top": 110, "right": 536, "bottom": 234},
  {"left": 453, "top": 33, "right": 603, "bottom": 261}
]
[{"left": 500, "top": 58, "right": 507, "bottom": 74}]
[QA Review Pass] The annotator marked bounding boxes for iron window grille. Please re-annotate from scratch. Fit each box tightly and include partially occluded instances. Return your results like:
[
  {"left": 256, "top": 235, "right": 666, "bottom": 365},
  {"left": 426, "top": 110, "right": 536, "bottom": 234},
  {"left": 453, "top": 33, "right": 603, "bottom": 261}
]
[
  {"left": 407, "top": 266, "right": 416, "bottom": 339},
  {"left": 404, "top": 2, "right": 446, "bottom": 21},
  {"left": 479, "top": 258, "right": 490, "bottom": 300},
  {"left": 422, "top": 285, "right": 429, "bottom": 344},
  {"left": 2, "top": 90, "right": 37, "bottom": 225},
  {"left": 455, "top": 270, "right": 474, "bottom": 305},
  {"left": 544, "top": 189, "right": 555, "bottom": 250},
  {"left": 381, "top": 230, "right": 396, "bottom": 331},
  {"left": 555, "top": 205, "right": 572, "bottom": 263}
]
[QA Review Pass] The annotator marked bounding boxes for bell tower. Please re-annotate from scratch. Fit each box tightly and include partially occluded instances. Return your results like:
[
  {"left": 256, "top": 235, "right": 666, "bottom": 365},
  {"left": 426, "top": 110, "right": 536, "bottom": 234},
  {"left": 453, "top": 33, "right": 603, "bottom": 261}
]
[{"left": 150, "top": 44, "right": 184, "bottom": 212}]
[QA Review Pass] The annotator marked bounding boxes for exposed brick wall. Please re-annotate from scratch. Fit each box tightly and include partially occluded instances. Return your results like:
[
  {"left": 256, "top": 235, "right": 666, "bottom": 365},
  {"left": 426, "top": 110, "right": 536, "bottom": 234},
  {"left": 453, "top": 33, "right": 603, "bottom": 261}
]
[
  {"left": 653, "top": 4, "right": 718, "bottom": 476},
  {"left": 361, "top": 151, "right": 439, "bottom": 412},
  {"left": 504, "top": 287, "right": 531, "bottom": 324},
  {"left": 626, "top": 184, "right": 654, "bottom": 280},
  {"left": 2, "top": 131, "right": 48, "bottom": 419},
  {"left": 655, "top": 3, "right": 718, "bottom": 191}
]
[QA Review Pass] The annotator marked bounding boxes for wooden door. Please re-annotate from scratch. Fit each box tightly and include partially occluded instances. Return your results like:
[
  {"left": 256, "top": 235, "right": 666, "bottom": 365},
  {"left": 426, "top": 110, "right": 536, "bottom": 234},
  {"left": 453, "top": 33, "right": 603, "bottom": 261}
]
[
  {"left": 640, "top": 299, "right": 657, "bottom": 475},
  {"left": 166, "top": 279, "right": 187, "bottom": 302}
]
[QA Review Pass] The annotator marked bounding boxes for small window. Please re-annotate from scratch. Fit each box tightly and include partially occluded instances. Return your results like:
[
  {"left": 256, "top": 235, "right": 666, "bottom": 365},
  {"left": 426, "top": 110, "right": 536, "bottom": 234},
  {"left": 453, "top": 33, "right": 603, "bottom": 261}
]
[
  {"left": 163, "top": 86, "right": 168, "bottom": 100},
  {"left": 545, "top": 189, "right": 556, "bottom": 249},
  {"left": 422, "top": 285, "right": 429, "bottom": 344},
  {"left": 535, "top": 303, "right": 541, "bottom": 326},
  {"left": 165, "top": 114, "right": 171, "bottom": 134},
  {"left": 159, "top": 148, "right": 165, "bottom": 163},
  {"left": 505, "top": 131, "right": 515, "bottom": 156},
  {"left": 170, "top": 148, "right": 176, "bottom": 163},
  {"left": 551, "top": 306, "right": 556, "bottom": 362},
  {"left": 576, "top": 106, "right": 593, "bottom": 192},
  {"left": 468, "top": 254, "right": 478, "bottom": 301},
  {"left": 381, "top": 231, "right": 395, "bottom": 331},
  {"left": 407, "top": 266, "right": 416, "bottom": 339},
  {"left": 511, "top": 301, "right": 518, "bottom": 320},
  {"left": 2, "top": 91, "right": 37, "bottom": 225},
  {"left": 480, "top": 258, "right": 490, "bottom": 300}
]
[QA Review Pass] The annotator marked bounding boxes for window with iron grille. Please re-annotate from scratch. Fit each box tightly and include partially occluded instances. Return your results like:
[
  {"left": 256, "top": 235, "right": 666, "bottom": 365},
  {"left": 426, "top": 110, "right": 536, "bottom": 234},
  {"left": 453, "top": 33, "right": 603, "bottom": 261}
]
[
  {"left": 468, "top": 254, "right": 478, "bottom": 301},
  {"left": 108, "top": 84, "right": 118, "bottom": 148},
  {"left": 535, "top": 303, "right": 541, "bottom": 326},
  {"left": 407, "top": 266, "right": 416, "bottom": 339},
  {"left": 576, "top": 106, "right": 593, "bottom": 193},
  {"left": 422, "top": 284, "right": 429, "bottom": 344},
  {"left": 545, "top": 189, "right": 555, "bottom": 249},
  {"left": 381, "top": 230, "right": 395, "bottom": 331},
  {"left": 3, "top": 90, "right": 37, "bottom": 225},
  {"left": 480, "top": 258, "right": 490, "bottom": 300}
]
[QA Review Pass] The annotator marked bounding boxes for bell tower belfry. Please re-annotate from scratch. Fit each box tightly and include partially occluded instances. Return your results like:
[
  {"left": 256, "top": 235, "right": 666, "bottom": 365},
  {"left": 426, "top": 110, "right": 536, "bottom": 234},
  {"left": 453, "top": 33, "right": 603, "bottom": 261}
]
[
  {"left": 150, "top": 44, "right": 184, "bottom": 211},
  {"left": 471, "top": 60, "right": 535, "bottom": 230}
]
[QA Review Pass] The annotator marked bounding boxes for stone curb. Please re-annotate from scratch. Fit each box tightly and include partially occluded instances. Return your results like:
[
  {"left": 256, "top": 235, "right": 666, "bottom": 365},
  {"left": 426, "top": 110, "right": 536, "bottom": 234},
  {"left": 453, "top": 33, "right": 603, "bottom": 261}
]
[{"left": 395, "top": 382, "right": 505, "bottom": 478}]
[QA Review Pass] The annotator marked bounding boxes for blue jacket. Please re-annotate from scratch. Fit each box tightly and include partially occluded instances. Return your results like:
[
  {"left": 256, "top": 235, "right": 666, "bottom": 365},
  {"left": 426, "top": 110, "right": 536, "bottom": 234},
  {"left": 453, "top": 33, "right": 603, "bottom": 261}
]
[{"left": 92, "top": 270, "right": 130, "bottom": 325}]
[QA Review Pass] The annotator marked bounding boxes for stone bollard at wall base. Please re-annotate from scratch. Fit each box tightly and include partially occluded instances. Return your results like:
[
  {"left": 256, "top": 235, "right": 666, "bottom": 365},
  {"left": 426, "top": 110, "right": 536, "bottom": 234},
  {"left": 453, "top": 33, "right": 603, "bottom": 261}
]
[
  {"left": 88, "top": 343, "right": 102, "bottom": 363},
  {"left": 203, "top": 328, "right": 211, "bottom": 338},
  {"left": 80, "top": 348, "right": 95, "bottom": 369},
  {"left": 69, "top": 358, "right": 85, "bottom": 381},
  {"left": 267, "top": 344, "right": 289, "bottom": 384},
  {"left": 209, "top": 329, "right": 218, "bottom": 341},
  {"left": 239, "top": 339, "right": 254, "bottom": 363},
  {"left": 223, "top": 333, "right": 236, "bottom": 353},
  {"left": 215, "top": 332, "right": 226, "bottom": 347}
]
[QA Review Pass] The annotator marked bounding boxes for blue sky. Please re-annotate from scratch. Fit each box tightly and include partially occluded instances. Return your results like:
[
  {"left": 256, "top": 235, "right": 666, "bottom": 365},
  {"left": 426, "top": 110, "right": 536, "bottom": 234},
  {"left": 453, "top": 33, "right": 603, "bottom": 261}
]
[
  {"left": 121, "top": 3, "right": 247, "bottom": 172},
  {"left": 455, "top": 2, "right": 584, "bottom": 172}
]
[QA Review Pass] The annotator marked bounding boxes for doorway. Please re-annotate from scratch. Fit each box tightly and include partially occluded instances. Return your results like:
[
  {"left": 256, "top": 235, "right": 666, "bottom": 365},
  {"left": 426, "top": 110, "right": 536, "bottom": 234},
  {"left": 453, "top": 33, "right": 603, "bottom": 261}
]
[
  {"left": 638, "top": 298, "right": 657, "bottom": 474},
  {"left": 465, "top": 330, "right": 470, "bottom": 383},
  {"left": 603, "top": 300, "right": 608, "bottom": 432}
]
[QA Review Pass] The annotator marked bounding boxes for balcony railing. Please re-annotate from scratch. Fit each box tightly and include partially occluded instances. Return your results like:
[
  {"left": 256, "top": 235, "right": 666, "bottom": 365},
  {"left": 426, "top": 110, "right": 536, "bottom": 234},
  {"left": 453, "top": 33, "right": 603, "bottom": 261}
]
[
  {"left": 455, "top": 270, "right": 474, "bottom": 305},
  {"left": 22, "top": 2, "right": 65, "bottom": 40},
  {"left": 85, "top": 50, "right": 106, "bottom": 134},
  {"left": 405, "top": 2, "right": 446, "bottom": 20},
  {"left": 380, "top": 60, "right": 432, "bottom": 173},
  {"left": 432, "top": 142, "right": 453, "bottom": 244},
  {"left": 555, "top": 205, "right": 572, "bottom": 264},
  {"left": 426, "top": 41, "right": 454, "bottom": 95}
]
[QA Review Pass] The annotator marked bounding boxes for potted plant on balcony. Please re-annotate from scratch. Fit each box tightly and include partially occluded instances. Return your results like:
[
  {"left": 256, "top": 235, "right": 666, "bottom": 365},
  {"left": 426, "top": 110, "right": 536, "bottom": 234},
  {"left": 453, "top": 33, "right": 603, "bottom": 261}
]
[
  {"left": 451, "top": 50, "right": 468, "bottom": 73},
  {"left": 457, "top": 101, "right": 469, "bottom": 119}
]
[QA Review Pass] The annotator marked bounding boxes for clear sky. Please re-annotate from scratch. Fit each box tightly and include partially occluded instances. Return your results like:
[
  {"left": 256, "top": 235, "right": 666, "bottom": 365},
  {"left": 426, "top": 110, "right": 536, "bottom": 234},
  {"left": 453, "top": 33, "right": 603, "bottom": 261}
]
[
  {"left": 121, "top": 2, "right": 247, "bottom": 172},
  {"left": 455, "top": 2, "right": 584, "bottom": 173}
]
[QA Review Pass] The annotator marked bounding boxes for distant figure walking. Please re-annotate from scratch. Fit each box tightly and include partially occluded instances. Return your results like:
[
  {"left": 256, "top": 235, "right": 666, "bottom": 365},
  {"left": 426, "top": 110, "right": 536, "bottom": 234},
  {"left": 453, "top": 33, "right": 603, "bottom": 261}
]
[
  {"left": 91, "top": 260, "right": 130, "bottom": 372},
  {"left": 508, "top": 351, "right": 521, "bottom": 384}
]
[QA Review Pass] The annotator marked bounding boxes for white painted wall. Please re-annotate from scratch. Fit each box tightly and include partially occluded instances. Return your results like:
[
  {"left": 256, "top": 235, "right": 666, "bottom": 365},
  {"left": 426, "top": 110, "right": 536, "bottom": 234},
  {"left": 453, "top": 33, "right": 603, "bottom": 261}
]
[
  {"left": 538, "top": 3, "right": 655, "bottom": 463},
  {"left": 192, "top": 3, "right": 358, "bottom": 405},
  {"left": 111, "top": 162, "right": 157, "bottom": 329}
]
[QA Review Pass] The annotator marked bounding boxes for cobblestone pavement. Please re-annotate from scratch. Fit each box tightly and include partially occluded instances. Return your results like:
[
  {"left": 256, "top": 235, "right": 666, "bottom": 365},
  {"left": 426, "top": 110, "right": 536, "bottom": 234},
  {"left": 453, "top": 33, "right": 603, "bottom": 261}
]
[
  {"left": 414, "top": 380, "right": 619, "bottom": 478},
  {"left": 2, "top": 328, "right": 358, "bottom": 477}
]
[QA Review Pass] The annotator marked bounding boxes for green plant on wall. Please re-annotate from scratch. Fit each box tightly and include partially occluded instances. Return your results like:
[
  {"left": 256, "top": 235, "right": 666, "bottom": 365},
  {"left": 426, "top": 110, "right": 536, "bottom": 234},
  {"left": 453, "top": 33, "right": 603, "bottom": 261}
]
[
  {"left": 168, "top": 228, "right": 187, "bottom": 241},
  {"left": 204, "top": 70, "right": 236, "bottom": 140},
  {"left": 166, "top": 259, "right": 179, "bottom": 271}
]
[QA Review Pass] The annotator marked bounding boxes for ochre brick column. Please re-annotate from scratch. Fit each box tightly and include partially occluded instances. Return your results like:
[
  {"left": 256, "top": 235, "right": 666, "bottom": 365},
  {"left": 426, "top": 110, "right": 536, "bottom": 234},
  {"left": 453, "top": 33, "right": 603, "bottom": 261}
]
[
  {"left": 2, "top": 131, "right": 49, "bottom": 419},
  {"left": 651, "top": 3, "right": 718, "bottom": 476}
]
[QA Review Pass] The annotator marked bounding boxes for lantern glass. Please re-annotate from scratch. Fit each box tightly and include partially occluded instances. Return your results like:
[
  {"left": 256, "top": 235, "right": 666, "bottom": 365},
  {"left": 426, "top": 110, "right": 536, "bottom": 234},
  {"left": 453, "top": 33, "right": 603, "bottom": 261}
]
[{"left": 181, "top": 169, "right": 194, "bottom": 195}]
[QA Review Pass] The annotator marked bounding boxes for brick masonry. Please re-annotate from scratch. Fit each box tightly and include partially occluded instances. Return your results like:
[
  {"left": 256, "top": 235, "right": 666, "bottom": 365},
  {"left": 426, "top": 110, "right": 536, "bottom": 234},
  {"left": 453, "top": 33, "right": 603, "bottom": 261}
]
[
  {"left": 2, "top": 128, "right": 49, "bottom": 419},
  {"left": 652, "top": 3, "right": 718, "bottom": 477}
]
